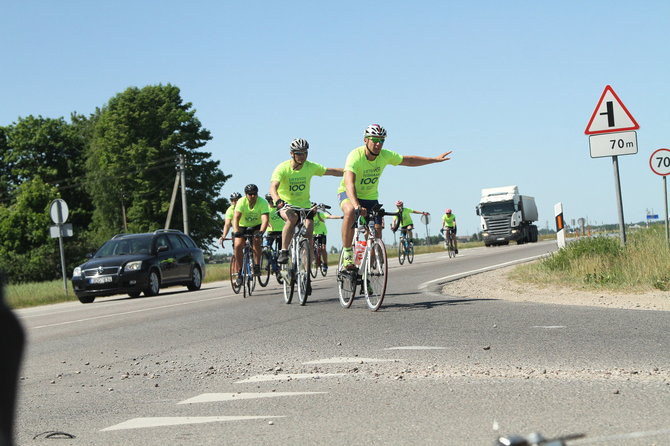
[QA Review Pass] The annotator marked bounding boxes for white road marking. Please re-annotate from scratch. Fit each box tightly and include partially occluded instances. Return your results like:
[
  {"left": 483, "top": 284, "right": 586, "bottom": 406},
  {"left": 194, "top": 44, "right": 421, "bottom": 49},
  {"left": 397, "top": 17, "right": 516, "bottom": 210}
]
[
  {"left": 235, "top": 373, "right": 346, "bottom": 383},
  {"left": 385, "top": 346, "right": 447, "bottom": 350},
  {"left": 532, "top": 325, "right": 566, "bottom": 329},
  {"left": 302, "top": 357, "right": 399, "bottom": 364},
  {"left": 178, "top": 392, "right": 327, "bottom": 404},
  {"left": 101, "top": 415, "right": 284, "bottom": 431},
  {"left": 419, "top": 253, "right": 550, "bottom": 291}
]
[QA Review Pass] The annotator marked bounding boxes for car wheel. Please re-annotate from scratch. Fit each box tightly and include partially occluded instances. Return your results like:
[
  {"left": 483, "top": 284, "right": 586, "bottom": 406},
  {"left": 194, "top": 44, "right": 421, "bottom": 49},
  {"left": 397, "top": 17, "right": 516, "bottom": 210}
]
[
  {"left": 187, "top": 266, "right": 202, "bottom": 291},
  {"left": 77, "top": 295, "right": 95, "bottom": 304},
  {"left": 143, "top": 270, "right": 160, "bottom": 297},
  {"left": 128, "top": 291, "right": 141, "bottom": 298}
]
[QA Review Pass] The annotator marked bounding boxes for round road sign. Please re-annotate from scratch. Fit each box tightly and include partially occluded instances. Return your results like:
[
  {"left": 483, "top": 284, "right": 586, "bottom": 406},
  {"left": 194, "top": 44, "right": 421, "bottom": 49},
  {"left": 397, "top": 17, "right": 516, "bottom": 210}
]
[
  {"left": 650, "top": 148, "right": 670, "bottom": 176},
  {"left": 50, "top": 199, "right": 69, "bottom": 224}
]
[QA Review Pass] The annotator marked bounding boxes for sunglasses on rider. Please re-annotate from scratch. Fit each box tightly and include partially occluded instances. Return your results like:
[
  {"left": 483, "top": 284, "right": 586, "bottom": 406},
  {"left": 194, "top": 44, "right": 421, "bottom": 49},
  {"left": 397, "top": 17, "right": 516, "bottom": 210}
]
[
  {"left": 292, "top": 151, "right": 308, "bottom": 156},
  {"left": 368, "top": 137, "right": 385, "bottom": 143}
]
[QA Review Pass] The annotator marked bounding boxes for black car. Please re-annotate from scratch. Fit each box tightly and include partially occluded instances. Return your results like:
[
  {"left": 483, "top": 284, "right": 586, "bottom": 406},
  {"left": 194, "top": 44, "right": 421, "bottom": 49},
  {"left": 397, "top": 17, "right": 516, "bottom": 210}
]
[{"left": 72, "top": 230, "right": 206, "bottom": 304}]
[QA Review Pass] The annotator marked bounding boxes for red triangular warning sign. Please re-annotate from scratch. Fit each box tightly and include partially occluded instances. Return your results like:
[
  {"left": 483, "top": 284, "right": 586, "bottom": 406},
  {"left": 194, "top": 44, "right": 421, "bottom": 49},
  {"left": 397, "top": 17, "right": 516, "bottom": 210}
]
[{"left": 584, "top": 85, "right": 639, "bottom": 135}]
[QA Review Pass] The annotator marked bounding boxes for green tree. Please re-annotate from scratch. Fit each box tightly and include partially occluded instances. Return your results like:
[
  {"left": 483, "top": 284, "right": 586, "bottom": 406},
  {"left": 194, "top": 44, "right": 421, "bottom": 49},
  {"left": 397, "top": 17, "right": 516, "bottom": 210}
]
[
  {"left": 0, "top": 178, "right": 63, "bottom": 282},
  {"left": 86, "top": 84, "right": 229, "bottom": 250}
]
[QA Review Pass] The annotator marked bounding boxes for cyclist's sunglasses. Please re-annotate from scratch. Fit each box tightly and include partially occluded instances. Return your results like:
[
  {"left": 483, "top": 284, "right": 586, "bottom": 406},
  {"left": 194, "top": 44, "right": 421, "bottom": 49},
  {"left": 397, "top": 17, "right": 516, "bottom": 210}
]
[
  {"left": 368, "top": 137, "right": 385, "bottom": 143},
  {"left": 292, "top": 151, "right": 308, "bottom": 156},
  {"left": 246, "top": 192, "right": 257, "bottom": 196}
]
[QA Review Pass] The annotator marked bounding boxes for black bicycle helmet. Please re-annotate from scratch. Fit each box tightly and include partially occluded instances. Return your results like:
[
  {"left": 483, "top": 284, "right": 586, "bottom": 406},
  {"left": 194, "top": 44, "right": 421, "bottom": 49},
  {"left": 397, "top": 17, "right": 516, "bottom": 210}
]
[
  {"left": 229, "top": 192, "right": 242, "bottom": 201},
  {"left": 244, "top": 184, "right": 259, "bottom": 195}
]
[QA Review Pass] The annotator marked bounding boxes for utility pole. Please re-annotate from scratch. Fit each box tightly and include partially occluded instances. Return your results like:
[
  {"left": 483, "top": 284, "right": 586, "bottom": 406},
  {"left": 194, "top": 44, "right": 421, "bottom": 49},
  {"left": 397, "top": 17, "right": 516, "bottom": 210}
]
[
  {"left": 165, "top": 167, "right": 180, "bottom": 230},
  {"left": 179, "top": 154, "right": 189, "bottom": 235}
]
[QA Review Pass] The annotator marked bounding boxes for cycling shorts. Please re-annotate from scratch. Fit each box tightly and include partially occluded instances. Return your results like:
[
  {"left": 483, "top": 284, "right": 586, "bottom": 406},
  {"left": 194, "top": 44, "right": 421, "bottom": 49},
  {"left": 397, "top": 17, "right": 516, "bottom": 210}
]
[
  {"left": 233, "top": 225, "right": 261, "bottom": 238},
  {"left": 338, "top": 192, "right": 382, "bottom": 225}
]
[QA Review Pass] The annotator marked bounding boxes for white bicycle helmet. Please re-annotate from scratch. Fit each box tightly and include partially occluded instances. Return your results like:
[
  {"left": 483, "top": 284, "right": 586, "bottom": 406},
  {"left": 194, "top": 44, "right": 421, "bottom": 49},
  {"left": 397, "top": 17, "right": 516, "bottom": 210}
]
[
  {"left": 290, "top": 138, "right": 309, "bottom": 152},
  {"left": 396, "top": 200, "right": 403, "bottom": 207},
  {"left": 364, "top": 124, "right": 387, "bottom": 138}
]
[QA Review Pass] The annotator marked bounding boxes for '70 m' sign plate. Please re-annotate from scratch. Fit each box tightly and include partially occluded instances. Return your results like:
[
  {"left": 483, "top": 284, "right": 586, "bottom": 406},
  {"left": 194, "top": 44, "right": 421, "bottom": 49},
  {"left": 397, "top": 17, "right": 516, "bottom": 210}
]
[{"left": 589, "top": 131, "right": 638, "bottom": 158}]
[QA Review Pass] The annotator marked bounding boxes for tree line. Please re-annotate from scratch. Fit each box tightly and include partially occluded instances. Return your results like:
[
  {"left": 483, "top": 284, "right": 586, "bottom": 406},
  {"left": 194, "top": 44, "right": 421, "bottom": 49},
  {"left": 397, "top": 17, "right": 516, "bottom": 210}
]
[{"left": 0, "top": 84, "right": 230, "bottom": 283}]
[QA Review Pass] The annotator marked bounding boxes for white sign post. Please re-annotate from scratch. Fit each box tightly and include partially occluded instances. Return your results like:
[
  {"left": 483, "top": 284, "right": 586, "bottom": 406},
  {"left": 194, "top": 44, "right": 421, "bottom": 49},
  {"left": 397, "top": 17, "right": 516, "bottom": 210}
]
[
  {"left": 555, "top": 202, "right": 566, "bottom": 249},
  {"left": 49, "top": 199, "right": 71, "bottom": 295},
  {"left": 584, "top": 85, "right": 640, "bottom": 246},
  {"left": 649, "top": 148, "right": 670, "bottom": 245}
]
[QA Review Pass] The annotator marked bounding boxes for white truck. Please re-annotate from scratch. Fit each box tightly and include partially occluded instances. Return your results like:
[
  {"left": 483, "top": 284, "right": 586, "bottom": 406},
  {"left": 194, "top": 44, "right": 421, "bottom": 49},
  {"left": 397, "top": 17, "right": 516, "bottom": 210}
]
[{"left": 476, "top": 185, "right": 539, "bottom": 246}]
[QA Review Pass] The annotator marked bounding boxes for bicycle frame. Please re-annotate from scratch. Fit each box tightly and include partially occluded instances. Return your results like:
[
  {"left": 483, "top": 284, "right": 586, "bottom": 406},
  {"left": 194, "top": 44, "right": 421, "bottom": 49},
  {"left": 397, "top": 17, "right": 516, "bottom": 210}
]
[{"left": 281, "top": 203, "right": 331, "bottom": 305}]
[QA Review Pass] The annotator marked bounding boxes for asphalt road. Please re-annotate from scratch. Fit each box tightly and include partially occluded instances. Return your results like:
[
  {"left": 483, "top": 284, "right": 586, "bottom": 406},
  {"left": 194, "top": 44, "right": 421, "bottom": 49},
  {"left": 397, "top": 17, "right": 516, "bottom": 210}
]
[{"left": 14, "top": 241, "right": 670, "bottom": 445}]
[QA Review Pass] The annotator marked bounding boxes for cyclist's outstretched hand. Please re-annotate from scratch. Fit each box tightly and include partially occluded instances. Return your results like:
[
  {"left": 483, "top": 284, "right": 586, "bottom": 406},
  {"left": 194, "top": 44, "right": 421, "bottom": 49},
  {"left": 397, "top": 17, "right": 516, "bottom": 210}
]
[{"left": 434, "top": 151, "right": 452, "bottom": 162}]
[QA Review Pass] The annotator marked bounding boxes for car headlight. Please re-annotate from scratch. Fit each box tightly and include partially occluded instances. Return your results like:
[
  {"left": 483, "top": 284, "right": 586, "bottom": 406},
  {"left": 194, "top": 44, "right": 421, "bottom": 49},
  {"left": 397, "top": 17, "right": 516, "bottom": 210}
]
[
  {"left": 125, "top": 261, "right": 142, "bottom": 272},
  {"left": 73, "top": 267, "right": 81, "bottom": 277}
]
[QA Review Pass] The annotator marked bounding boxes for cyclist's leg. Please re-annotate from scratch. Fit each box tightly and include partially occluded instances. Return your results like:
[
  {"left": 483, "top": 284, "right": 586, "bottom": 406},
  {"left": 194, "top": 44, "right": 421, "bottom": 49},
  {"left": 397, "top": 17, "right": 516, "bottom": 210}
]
[
  {"left": 251, "top": 228, "right": 262, "bottom": 274},
  {"left": 339, "top": 192, "right": 356, "bottom": 269},
  {"left": 278, "top": 208, "right": 297, "bottom": 263},
  {"left": 406, "top": 224, "right": 414, "bottom": 242},
  {"left": 320, "top": 235, "right": 328, "bottom": 269}
]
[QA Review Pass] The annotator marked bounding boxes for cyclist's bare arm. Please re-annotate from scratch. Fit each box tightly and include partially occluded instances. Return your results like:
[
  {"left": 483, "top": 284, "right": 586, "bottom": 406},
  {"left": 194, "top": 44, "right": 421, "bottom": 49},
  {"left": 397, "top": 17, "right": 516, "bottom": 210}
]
[
  {"left": 343, "top": 171, "right": 367, "bottom": 216},
  {"left": 399, "top": 151, "right": 452, "bottom": 166},
  {"left": 324, "top": 167, "right": 344, "bottom": 176},
  {"left": 269, "top": 180, "right": 281, "bottom": 205},
  {"left": 233, "top": 211, "right": 242, "bottom": 234},
  {"left": 260, "top": 213, "right": 269, "bottom": 233}
]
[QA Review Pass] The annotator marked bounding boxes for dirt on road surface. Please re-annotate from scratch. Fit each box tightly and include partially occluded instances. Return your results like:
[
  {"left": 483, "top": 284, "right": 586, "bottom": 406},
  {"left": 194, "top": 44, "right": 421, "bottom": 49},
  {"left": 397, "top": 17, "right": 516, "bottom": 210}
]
[{"left": 442, "top": 264, "right": 670, "bottom": 312}]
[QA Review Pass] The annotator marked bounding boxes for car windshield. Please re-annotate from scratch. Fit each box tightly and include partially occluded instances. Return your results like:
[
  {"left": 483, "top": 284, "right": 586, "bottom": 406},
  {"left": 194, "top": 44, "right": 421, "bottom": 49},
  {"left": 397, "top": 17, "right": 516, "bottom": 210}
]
[{"left": 94, "top": 237, "right": 152, "bottom": 257}]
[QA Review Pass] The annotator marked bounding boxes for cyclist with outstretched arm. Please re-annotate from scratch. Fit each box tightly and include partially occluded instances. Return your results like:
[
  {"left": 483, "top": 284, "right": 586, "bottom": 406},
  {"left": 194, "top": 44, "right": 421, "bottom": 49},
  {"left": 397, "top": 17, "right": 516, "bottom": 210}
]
[
  {"left": 269, "top": 138, "right": 343, "bottom": 264},
  {"left": 391, "top": 200, "right": 429, "bottom": 242},
  {"left": 338, "top": 124, "right": 452, "bottom": 270}
]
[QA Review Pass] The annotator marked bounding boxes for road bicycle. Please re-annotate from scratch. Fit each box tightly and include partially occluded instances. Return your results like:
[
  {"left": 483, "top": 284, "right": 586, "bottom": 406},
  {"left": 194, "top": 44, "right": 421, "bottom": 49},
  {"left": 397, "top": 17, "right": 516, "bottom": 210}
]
[
  {"left": 494, "top": 431, "right": 585, "bottom": 445},
  {"left": 441, "top": 227, "right": 456, "bottom": 258},
  {"left": 281, "top": 203, "right": 330, "bottom": 305},
  {"left": 397, "top": 229, "right": 414, "bottom": 265},
  {"left": 230, "top": 233, "right": 257, "bottom": 298},
  {"left": 337, "top": 204, "right": 398, "bottom": 311},
  {"left": 258, "top": 234, "right": 283, "bottom": 287}
]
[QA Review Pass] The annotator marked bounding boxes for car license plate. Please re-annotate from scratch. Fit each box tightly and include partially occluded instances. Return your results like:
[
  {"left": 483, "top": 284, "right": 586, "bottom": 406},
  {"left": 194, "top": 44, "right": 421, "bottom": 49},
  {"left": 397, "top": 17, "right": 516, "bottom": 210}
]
[{"left": 90, "top": 276, "right": 112, "bottom": 284}]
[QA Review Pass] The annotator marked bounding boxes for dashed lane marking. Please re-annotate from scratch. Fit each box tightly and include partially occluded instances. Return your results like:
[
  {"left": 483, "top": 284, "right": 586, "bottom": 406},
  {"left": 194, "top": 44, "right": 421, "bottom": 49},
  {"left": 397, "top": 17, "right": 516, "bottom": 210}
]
[
  {"left": 235, "top": 373, "right": 346, "bottom": 384},
  {"left": 302, "top": 357, "right": 399, "bottom": 364},
  {"left": 178, "top": 392, "right": 327, "bottom": 404},
  {"left": 101, "top": 415, "right": 284, "bottom": 431},
  {"left": 532, "top": 325, "right": 566, "bottom": 329}
]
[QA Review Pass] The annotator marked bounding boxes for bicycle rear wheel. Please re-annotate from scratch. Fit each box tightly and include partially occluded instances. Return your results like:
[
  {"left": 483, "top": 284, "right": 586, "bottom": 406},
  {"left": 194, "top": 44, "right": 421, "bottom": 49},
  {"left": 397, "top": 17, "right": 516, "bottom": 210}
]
[
  {"left": 448, "top": 239, "right": 455, "bottom": 258},
  {"left": 407, "top": 242, "right": 414, "bottom": 264},
  {"left": 297, "top": 238, "right": 311, "bottom": 305},
  {"left": 230, "top": 256, "right": 241, "bottom": 294},
  {"left": 258, "top": 249, "right": 271, "bottom": 287},
  {"left": 364, "top": 239, "right": 388, "bottom": 311},
  {"left": 336, "top": 249, "right": 356, "bottom": 308},
  {"left": 398, "top": 240, "right": 405, "bottom": 265},
  {"left": 310, "top": 245, "right": 318, "bottom": 279}
]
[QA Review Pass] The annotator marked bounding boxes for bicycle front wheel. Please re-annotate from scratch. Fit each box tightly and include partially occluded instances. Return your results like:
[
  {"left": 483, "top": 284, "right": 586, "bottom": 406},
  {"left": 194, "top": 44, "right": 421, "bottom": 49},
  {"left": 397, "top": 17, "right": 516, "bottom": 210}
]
[
  {"left": 448, "top": 240, "right": 455, "bottom": 258},
  {"left": 398, "top": 240, "right": 405, "bottom": 265},
  {"left": 364, "top": 239, "right": 388, "bottom": 311},
  {"left": 407, "top": 242, "right": 414, "bottom": 264},
  {"left": 336, "top": 249, "right": 356, "bottom": 308},
  {"left": 258, "top": 250, "right": 271, "bottom": 287},
  {"left": 297, "top": 238, "right": 311, "bottom": 305},
  {"left": 230, "top": 256, "right": 241, "bottom": 294},
  {"left": 282, "top": 249, "right": 295, "bottom": 304}
]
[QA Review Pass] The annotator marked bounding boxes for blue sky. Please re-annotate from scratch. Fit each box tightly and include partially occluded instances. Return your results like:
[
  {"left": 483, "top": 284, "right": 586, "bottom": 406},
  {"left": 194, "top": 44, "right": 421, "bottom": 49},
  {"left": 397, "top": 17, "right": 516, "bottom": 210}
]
[{"left": 3, "top": 1, "right": 670, "bottom": 249}]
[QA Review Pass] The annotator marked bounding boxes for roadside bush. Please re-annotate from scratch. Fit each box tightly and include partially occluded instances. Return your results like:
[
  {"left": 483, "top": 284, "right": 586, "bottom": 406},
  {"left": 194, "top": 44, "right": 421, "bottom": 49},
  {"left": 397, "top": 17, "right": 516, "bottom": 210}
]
[{"left": 542, "top": 236, "right": 622, "bottom": 272}]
